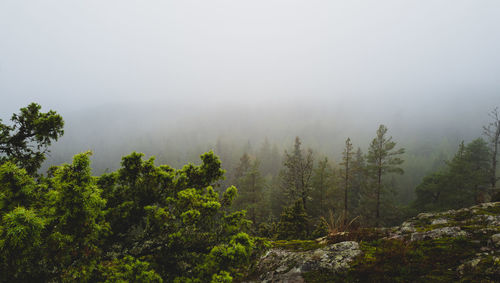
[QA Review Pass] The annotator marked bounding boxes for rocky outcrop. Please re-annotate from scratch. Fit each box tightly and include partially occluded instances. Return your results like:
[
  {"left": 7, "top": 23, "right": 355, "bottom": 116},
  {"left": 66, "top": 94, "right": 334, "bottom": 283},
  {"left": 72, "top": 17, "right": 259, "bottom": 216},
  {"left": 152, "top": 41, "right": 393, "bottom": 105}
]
[
  {"left": 249, "top": 202, "right": 500, "bottom": 282},
  {"left": 253, "top": 241, "right": 360, "bottom": 282}
]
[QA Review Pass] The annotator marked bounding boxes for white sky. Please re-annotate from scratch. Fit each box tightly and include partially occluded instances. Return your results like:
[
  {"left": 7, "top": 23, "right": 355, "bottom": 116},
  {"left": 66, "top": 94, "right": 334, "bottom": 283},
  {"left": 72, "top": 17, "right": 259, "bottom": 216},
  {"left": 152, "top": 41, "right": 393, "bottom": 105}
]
[{"left": 1, "top": 0, "right": 499, "bottom": 119}]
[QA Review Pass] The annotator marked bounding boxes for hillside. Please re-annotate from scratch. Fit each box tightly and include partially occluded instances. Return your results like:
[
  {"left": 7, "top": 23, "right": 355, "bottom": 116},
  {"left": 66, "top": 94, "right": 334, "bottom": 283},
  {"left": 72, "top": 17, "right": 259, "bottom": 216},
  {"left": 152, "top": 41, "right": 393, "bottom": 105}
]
[{"left": 249, "top": 202, "right": 500, "bottom": 282}]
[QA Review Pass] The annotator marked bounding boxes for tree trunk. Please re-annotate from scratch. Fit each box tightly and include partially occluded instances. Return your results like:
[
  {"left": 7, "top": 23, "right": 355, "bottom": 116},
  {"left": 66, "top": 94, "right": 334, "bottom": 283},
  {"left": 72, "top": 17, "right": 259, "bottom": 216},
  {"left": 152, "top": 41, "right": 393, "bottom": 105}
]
[
  {"left": 344, "top": 160, "right": 349, "bottom": 226},
  {"left": 251, "top": 173, "right": 256, "bottom": 225},
  {"left": 376, "top": 167, "right": 381, "bottom": 227},
  {"left": 492, "top": 136, "right": 498, "bottom": 191}
]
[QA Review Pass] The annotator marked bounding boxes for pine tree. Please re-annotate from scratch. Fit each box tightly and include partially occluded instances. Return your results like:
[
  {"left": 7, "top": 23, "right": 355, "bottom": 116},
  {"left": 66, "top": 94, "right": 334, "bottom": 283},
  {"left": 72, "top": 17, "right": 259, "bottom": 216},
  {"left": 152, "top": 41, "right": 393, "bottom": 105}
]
[
  {"left": 233, "top": 153, "right": 251, "bottom": 182},
  {"left": 280, "top": 137, "right": 314, "bottom": 210},
  {"left": 310, "top": 157, "right": 334, "bottom": 218},
  {"left": 232, "top": 153, "right": 265, "bottom": 226},
  {"left": 366, "top": 125, "right": 405, "bottom": 227},
  {"left": 0, "top": 103, "right": 64, "bottom": 175},
  {"left": 414, "top": 138, "right": 491, "bottom": 211},
  {"left": 350, "top": 148, "right": 368, "bottom": 217},
  {"left": 340, "top": 138, "right": 354, "bottom": 224},
  {"left": 483, "top": 107, "right": 500, "bottom": 195},
  {"left": 275, "top": 200, "right": 309, "bottom": 240}
]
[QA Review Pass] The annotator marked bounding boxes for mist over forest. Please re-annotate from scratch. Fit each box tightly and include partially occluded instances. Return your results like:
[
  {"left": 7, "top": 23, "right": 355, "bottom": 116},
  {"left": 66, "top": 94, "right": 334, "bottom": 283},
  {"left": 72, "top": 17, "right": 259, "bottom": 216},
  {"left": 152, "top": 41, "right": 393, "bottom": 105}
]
[
  {"left": 20, "top": 95, "right": 497, "bottom": 208},
  {"left": 1, "top": 1, "right": 500, "bottom": 282},
  {"left": 1, "top": 1, "right": 498, "bottom": 180}
]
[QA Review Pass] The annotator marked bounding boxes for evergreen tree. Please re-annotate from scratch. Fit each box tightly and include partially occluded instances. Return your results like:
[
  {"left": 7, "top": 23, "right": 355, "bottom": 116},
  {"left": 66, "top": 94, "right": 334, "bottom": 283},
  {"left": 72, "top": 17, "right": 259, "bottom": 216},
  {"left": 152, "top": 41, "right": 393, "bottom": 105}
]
[
  {"left": 414, "top": 138, "right": 491, "bottom": 211},
  {"left": 275, "top": 200, "right": 309, "bottom": 240},
  {"left": 350, "top": 148, "right": 368, "bottom": 220},
  {"left": 463, "top": 138, "right": 491, "bottom": 203},
  {"left": 340, "top": 138, "right": 354, "bottom": 224},
  {"left": 0, "top": 104, "right": 260, "bottom": 282},
  {"left": 366, "top": 125, "right": 405, "bottom": 226},
  {"left": 280, "top": 137, "right": 314, "bottom": 210},
  {"left": 309, "top": 157, "right": 335, "bottom": 218},
  {"left": 45, "top": 152, "right": 108, "bottom": 280},
  {"left": 98, "top": 150, "right": 256, "bottom": 281},
  {"left": 233, "top": 152, "right": 251, "bottom": 183},
  {"left": 232, "top": 153, "right": 266, "bottom": 227},
  {"left": 0, "top": 103, "right": 64, "bottom": 175},
  {"left": 257, "top": 138, "right": 281, "bottom": 178},
  {"left": 0, "top": 161, "right": 36, "bottom": 214},
  {"left": 483, "top": 107, "right": 500, "bottom": 195},
  {"left": 269, "top": 175, "right": 286, "bottom": 219}
]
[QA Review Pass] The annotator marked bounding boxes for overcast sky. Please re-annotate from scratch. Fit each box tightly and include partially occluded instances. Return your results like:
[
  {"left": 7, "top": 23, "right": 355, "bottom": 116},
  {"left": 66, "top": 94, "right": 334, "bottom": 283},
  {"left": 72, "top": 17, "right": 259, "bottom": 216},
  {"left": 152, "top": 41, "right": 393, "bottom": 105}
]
[{"left": 1, "top": 1, "right": 499, "bottom": 128}]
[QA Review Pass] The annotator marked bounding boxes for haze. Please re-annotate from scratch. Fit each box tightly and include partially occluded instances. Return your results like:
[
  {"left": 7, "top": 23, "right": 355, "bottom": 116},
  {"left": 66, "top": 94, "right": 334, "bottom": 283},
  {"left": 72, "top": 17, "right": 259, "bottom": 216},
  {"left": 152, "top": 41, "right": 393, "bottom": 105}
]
[{"left": 1, "top": 0, "right": 499, "bottom": 172}]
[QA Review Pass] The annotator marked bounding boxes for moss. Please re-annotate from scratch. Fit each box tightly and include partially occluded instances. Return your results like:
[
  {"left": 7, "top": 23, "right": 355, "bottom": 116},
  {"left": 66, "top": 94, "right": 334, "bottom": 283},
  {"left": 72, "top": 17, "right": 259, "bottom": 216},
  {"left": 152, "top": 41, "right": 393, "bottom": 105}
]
[
  {"left": 411, "top": 218, "right": 432, "bottom": 229},
  {"left": 474, "top": 205, "right": 500, "bottom": 216},
  {"left": 271, "top": 240, "right": 323, "bottom": 251},
  {"left": 327, "top": 237, "right": 483, "bottom": 282},
  {"left": 461, "top": 255, "right": 500, "bottom": 282},
  {"left": 423, "top": 220, "right": 460, "bottom": 231},
  {"left": 249, "top": 203, "right": 500, "bottom": 282},
  {"left": 302, "top": 268, "right": 338, "bottom": 283},
  {"left": 326, "top": 228, "right": 388, "bottom": 244},
  {"left": 450, "top": 209, "right": 473, "bottom": 222}
]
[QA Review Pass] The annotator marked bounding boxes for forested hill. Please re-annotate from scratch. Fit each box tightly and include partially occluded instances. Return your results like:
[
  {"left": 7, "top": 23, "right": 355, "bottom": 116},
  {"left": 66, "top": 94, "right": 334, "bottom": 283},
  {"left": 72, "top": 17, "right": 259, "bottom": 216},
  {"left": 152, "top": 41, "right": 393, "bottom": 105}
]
[{"left": 1, "top": 103, "right": 499, "bottom": 282}]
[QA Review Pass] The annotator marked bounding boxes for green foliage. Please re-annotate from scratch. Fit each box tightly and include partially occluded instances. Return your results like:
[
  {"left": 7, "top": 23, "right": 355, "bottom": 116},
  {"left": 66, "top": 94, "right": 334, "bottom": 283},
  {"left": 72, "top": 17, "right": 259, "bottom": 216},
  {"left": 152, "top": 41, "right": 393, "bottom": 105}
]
[
  {"left": 97, "top": 150, "right": 255, "bottom": 282},
  {"left": 331, "top": 237, "right": 480, "bottom": 282},
  {"left": 0, "top": 103, "right": 64, "bottom": 175},
  {"left": 232, "top": 153, "right": 266, "bottom": 227},
  {"left": 483, "top": 107, "right": 500, "bottom": 193},
  {"left": 97, "top": 256, "right": 163, "bottom": 282},
  {"left": 366, "top": 125, "right": 405, "bottom": 226},
  {"left": 271, "top": 239, "right": 323, "bottom": 251},
  {"left": 5, "top": 102, "right": 500, "bottom": 281},
  {"left": 44, "top": 152, "right": 109, "bottom": 281},
  {"left": 309, "top": 157, "right": 336, "bottom": 219},
  {"left": 340, "top": 138, "right": 354, "bottom": 222},
  {"left": 0, "top": 207, "right": 45, "bottom": 281},
  {"left": 311, "top": 218, "right": 329, "bottom": 238},
  {"left": 275, "top": 199, "right": 310, "bottom": 240},
  {"left": 348, "top": 148, "right": 373, "bottom": 225},
  {"left": 414, "top": 138, "right": 492, "bottom": 211},
  {"left": 280, "top": 136, "right": 314, "bottom": 210},
  {"left": 0, "top": 147, "right": 257, "bottom": 282},
  {"left": 0, "top": 161, "right": 35, "bottom": 213},
  {"left": 210, "top": 271, "right": 233, "bottom": 283}
]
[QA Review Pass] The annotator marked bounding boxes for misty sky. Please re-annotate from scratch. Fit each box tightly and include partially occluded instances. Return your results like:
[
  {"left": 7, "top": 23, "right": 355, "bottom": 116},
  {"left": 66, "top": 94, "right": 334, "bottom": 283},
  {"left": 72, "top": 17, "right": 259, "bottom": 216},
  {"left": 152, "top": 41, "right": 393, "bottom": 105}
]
[{"left": 1, "top": 1, "right": 500, "bottom": 138}]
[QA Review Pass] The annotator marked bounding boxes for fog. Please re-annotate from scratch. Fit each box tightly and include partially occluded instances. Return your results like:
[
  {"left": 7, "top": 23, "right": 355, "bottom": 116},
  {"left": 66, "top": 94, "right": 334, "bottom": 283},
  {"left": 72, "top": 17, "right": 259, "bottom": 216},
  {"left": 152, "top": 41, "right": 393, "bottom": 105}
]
[{"left": 1, "top": 1, "right": 499, "bottom": 171}]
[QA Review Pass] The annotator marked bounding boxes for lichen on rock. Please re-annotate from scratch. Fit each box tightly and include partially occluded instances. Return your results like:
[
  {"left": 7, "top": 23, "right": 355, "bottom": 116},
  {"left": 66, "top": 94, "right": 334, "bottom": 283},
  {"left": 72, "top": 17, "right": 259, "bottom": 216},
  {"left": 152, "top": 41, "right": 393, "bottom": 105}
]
[
  {"left": 254, "top": 241, "right": 360, "bottom": 282},
  {"left": 247, "top": 202, "right": 500, "bottom": 282}
]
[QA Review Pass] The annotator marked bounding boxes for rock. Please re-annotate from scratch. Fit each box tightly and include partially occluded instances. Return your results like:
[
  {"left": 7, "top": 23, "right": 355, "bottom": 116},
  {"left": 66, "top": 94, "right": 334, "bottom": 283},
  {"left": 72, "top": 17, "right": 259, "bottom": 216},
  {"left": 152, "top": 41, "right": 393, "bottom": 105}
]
[
  {"left": 490, "top": 233, "right": 500, "bottom": 247},
  {"left": 485, "top": 215, "right": 500, "bottom": 226},
  {"left": 315, "top": 236, "right": 328, "bottom": 245},
  {"left": 416, "top": 212, "right": 434, "bottom": 220},
  {"left": 410, "top": 227, "right": 468, "bottom": 242},
  {"left": 431, "top": 218, "right": 448, "bottom": 225},
  {"left": 457, "top": 257, "right": 482, "bottom": 276},
  {"left": 248, "top": 202, "right": 500, "bottom": 282},
  {"left": 400, "top": 221, "right": 416, "bottom": 233},
  {"left": 256, "top": 241, "right": 361, "bottom": 282}
]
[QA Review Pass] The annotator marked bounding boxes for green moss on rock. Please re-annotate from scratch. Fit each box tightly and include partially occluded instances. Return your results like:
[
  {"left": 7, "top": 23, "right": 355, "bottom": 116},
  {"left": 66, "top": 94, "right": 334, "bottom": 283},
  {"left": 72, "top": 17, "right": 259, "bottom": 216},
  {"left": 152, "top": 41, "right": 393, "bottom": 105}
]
[
  {"left": 248, "top": 202, "right": 500, "bottom": 282},
  {"left": 271, "top": 240, "right": 324, "bottom": 251}
]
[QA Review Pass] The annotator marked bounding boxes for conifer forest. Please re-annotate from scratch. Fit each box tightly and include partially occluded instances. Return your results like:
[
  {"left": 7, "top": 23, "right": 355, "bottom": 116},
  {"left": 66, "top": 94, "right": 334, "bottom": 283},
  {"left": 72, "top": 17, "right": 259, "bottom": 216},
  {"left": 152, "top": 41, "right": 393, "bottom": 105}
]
[{"left": 1, "top": 1, "right": 500, "bottom": 282}]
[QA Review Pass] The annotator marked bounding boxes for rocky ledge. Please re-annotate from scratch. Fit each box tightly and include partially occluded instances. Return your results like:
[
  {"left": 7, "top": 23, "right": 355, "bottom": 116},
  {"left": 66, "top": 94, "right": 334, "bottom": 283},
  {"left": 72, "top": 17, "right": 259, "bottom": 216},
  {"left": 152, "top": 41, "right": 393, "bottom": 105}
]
[{"left": 249, "top": 202, "right": 500, "bottom": 282}]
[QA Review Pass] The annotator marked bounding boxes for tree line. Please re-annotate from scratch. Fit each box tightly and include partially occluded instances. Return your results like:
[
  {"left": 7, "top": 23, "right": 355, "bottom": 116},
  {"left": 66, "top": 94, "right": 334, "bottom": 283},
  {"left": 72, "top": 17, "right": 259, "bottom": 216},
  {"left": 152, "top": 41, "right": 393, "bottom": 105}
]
[{"left": 221, "top": 109, "right": 500, "bottom": 238}]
